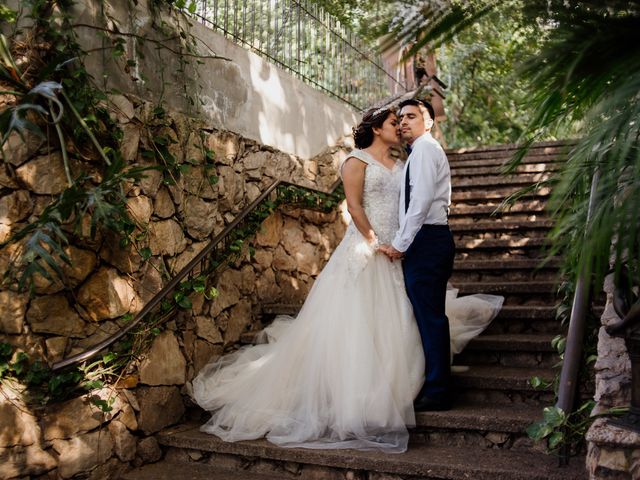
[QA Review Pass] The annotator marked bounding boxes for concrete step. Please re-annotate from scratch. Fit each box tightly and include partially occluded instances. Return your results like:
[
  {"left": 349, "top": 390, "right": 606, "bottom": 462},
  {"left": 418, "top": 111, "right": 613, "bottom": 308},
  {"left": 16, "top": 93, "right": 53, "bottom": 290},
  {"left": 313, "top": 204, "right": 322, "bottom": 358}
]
[
  {"left": 448, "top": 199, "right": 547, "bottom": 219},
  {"left": 450, "top": 219, "right": 553, "bottom": 234},
  {"left": 414, "top": 402, "right": 541, "bottom": 434},
  {"left": 467, "top": 333, "right": 555, "bottom": 352},
  {"left": 452, "top": 365, "right": 556, "bottom": 406},
  {"left": 453, "top": 365, "right": 553, "bottom": 392},
  {"left": 121, "top": 462, "right": 283, "bottom": 479},
  {"left": 487, "top": 305, "right": 560, "bottom": 334},
  {"left": 454, "top": 238, "right": 548, "bottom": 259},
  {"left": 448, "top": 155, "right": 564, "bottom": 170},
  {"left": 456, "top": 334, "right": 559, "bottom": 369},
  {"left": 456, "top": 281, "right": 557, "bottom": 295},
  {"left": 451, "top": 185, "right": 551, "bottom": 202},
  {"left": 451, "top": 162, "right": 561, "bottom": 177},
  {"left": 449, "top": 199, "right": 548, "bottom": 223},
  {"left": 446, "top": 141, "right": 572, "bottom": 163},
  {"left": 451, "top": 258, "right": 560, "bottom": 283},
  {"left": 456, "top": 281, "right": 558, "bottom": 305},
  {"left": 150, "top": 424, "right": 586, "bottom": 480},
  {"left": 452, "top": 173, "right": 553, "bottom": 189}
]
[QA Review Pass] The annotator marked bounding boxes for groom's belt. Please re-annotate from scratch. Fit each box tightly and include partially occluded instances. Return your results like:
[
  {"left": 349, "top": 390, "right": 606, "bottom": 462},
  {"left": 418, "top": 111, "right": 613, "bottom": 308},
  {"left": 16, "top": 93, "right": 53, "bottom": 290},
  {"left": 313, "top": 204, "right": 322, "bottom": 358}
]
[{"left": 419, "top": 223, "right": 450, "bottom": 230}]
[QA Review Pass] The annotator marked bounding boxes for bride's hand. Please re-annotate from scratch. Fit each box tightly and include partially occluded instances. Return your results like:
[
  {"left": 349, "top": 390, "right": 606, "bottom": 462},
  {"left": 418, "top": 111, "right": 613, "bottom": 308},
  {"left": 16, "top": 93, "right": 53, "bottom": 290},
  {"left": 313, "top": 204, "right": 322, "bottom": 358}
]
[{"left": 378, "top": 244, "right": 403, "bottom": 261}]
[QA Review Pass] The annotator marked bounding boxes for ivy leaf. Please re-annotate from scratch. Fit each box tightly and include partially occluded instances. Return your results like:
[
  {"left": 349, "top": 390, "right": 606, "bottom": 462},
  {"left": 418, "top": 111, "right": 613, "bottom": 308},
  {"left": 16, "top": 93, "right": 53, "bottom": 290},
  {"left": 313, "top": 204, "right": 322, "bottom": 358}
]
[
  {"left": 0, "top": 342, "right": 12, "bottom": 360},
  {"left": 11, "top": 351, "right": 29, "bottom": 376},
  {"left": 188, "top": 1, "right": 197, "bottom": 14},
  {"left": 548, "top": 431, "right": 564, "bottom": 449},
  {"left": 526, "top": 420, "right": 553, "bottom": 440},
  {"left": 83, "top": 379, "right": 104, "bottom": 390},
  {"left": 91, "top": 397, "right": 113, "bottom": 412},
  {"left": 178, "top": 296, "right": 192, "bottom": 309},
  {"left": 542, "top": 406, "right": 566, "bottom": 428},
  {"left": 140, "top": 247, "right": 152, "bottom": 260},
  {"left": 102, "top": 352, "right": 118, "bottom": 364}
]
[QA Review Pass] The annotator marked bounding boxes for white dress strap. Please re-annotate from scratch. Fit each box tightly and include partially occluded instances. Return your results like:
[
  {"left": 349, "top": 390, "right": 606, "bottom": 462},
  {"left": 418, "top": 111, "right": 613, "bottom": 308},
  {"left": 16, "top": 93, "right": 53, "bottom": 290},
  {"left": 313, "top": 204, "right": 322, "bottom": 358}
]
[{"left": 340, "top": 149, "right": 373, "bottom": 178}]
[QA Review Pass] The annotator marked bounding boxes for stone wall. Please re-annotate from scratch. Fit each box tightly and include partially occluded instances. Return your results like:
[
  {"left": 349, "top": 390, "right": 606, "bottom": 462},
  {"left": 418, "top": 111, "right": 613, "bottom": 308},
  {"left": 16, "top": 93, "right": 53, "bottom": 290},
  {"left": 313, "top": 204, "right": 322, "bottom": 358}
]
[
  {"left": 70, "top": 0, "right": 358, "bottom": 159},
  {"left": 586, "top": 274, "right": 640, "bottom": 479},
  {"left": 0, "top": 93, "right": 349, "bottom": 479}
]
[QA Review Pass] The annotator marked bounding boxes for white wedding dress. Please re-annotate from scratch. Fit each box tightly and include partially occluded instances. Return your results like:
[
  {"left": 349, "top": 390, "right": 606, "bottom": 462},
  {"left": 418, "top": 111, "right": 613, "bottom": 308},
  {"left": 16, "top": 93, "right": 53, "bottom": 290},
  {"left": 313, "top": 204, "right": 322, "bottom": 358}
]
[{"left": 191, "top": 149, "right": 503, "bottom": 453}]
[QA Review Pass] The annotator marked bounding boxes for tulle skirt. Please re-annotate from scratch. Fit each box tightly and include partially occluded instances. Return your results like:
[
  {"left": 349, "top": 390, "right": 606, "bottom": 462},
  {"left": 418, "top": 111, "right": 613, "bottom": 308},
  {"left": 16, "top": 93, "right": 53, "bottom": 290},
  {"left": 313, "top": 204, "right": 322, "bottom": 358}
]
[{"left": 191, "top": 234, "right": 503, "bottom": 453}]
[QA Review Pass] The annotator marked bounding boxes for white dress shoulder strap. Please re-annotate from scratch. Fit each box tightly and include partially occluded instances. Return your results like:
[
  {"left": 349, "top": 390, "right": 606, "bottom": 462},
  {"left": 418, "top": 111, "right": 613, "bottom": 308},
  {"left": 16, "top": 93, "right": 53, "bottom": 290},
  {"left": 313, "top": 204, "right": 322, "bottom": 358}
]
[
  {"left": 347, "top": 149, "right": 374, "bottom": 164},
  {"left": 340, "top": 149, "right": 373, "bottom": 178}
]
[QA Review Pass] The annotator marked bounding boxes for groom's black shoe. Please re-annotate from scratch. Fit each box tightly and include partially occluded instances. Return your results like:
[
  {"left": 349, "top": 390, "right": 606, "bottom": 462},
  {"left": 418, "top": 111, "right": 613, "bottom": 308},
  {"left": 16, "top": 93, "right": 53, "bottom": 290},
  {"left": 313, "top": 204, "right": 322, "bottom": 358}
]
[{"left": 413, "top": 395, "right": 452, "bottom": 412}]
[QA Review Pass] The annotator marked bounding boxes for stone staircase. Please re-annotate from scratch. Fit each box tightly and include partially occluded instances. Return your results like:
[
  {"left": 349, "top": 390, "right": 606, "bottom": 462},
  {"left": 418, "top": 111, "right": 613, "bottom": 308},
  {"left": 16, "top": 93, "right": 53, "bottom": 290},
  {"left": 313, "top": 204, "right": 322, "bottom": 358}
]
[{"left": 122, "top": 141, "right": 588, "bottom": 479}]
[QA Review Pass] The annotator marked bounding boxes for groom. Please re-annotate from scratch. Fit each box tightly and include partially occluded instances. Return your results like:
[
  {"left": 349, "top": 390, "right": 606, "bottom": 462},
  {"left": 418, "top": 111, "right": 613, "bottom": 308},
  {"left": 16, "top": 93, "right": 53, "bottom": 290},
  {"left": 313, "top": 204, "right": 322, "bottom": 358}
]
[{"left": 380, "top": 99, "right": 455, "bottom": 411}]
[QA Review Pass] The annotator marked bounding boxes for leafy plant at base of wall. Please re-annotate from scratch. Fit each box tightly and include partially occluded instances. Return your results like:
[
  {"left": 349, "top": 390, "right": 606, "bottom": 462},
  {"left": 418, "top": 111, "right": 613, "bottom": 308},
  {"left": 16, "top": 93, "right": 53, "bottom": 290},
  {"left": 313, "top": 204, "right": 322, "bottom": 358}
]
[
  {"left": 525, "top": 266, "right": 603, "bottom": 453},
  {"left": 0, "top": 0, "right": 147, "bottom": 290}
]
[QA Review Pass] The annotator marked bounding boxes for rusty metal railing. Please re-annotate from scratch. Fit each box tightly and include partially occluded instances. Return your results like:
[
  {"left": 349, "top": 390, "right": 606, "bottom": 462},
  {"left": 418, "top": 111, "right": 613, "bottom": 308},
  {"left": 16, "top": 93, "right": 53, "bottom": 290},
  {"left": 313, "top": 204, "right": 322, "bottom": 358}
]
[
  {"left": 51, "top": 179, "right": 344, "bottom": 371},
  {"left": 190, "top": 0, "right": 408, "bottom": 111}
]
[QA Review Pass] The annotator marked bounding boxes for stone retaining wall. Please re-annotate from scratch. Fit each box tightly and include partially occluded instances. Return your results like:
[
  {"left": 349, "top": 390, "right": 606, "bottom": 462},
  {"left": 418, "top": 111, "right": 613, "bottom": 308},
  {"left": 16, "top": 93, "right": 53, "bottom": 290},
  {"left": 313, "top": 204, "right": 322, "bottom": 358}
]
[{"left": 0, "top": 93, "right": 349, "bottom": 479}]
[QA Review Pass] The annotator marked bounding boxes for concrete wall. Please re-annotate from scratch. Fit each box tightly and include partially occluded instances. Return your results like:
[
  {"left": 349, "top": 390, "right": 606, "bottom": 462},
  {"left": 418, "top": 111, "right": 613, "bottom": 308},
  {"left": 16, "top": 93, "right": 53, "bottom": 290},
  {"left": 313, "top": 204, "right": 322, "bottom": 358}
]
[{"left": 70, "top": 0, "right": 358, "bottom": 159}]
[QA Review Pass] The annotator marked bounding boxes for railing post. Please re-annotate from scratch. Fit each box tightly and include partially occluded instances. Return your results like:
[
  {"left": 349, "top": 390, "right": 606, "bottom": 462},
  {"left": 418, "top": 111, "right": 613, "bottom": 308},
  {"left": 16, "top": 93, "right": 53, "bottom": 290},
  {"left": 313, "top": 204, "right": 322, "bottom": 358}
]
[{"left": 556, "top": 167, "right": 600, "bottom": 462}]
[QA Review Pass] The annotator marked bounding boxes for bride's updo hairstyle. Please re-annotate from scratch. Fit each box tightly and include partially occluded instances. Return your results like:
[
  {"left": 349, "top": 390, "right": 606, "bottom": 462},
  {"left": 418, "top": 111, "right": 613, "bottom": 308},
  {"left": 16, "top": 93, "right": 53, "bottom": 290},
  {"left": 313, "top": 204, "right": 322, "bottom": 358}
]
[{"left": 352, "top": 107, "right": 392, "bottom": 149}]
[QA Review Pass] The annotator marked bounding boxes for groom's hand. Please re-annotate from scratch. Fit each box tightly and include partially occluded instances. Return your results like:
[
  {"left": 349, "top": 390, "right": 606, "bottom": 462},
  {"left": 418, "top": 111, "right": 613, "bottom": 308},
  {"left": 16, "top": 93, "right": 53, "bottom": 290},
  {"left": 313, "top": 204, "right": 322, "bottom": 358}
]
[{"left": 379, "top": 244, "right": 404, "bottom": 261}]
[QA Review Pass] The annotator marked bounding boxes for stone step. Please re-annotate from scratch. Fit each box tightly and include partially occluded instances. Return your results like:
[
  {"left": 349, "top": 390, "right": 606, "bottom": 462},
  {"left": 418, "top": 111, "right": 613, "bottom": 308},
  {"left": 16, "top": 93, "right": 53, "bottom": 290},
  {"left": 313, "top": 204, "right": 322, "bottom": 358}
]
[
  {"left": 456, "top": 281, "right": 557, "bottom": 304},
  {"left": 452, "top": 173, "right": 553, "bottom": 189},
  {"left": 486, "top": 306, "right": 560, "bottom": 334},
  {"left": 450, "top": 219, "right": 553, "bottom": 234},
  {"left": 414, "top": 402, "right": 541, "bottom": 434},
  {"left": 454, "top": 238, "right": 548, "bottom": 259},
  {"left": 453, "top": 365, "right": 553, "bottom": 392},
  {"left": 448, "top": 199, "right": 547, "bottom": 219},
  {"left": 121, "top": 462, "right": 283, "bottom": 480},
  {"left": 454, "top": 235, "right": 550, "bottom": 248},
  {"left": 451, "top": 162, "right": 561, "bottom": 177},
  {"left": 452, "top": 365, "right": 555, "bottom": 405},
  {"left": 151, "top": 424, "right": 586, "bottom": 480},
  {"left": 411, "top": 403, "right": 546, "bottom": 451},
  {"left": 468, "top": 333, "right": 556, "bottom": 352},
  {"left": 446, "top": 141, "right": 572, "bottom": 162},
  {"left": 451, "top": 185, "right": 551, "bottom": 202},
  {"left": 456, "top": 281, "right": 557, "bottom": 294},
  {"left": 448, "top": 154, "right": 564, "bottom": 169},
  {"left": 453, "top": 257, "right": 561, "bottom": 276},
  {"left": 456, "top": 334, "right": 559, "bottom": 369}
]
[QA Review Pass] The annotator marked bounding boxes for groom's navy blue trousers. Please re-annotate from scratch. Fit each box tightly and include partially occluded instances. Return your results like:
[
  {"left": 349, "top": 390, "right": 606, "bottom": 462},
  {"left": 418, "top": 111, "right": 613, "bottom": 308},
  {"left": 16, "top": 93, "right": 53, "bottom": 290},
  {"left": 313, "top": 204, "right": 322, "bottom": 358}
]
[{"left": 403, "top": 224, "right": 455, "bottom": 400}]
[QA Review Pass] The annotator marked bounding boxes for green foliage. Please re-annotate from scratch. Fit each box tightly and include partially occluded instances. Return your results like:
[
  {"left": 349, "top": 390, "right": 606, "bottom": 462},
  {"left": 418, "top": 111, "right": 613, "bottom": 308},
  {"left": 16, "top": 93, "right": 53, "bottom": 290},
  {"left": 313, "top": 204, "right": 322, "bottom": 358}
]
[
  {"left": 386, "top": 0, "right": 640, "bottom": 455},
  {"left": 436, "top": 10, "right": 553, "bottom": 147},
  {"left": 0, "top": 5, "right": 18, "bottom": 24},
  {"left": 0, "top": 0, "right": 348, "bottom": 408}
]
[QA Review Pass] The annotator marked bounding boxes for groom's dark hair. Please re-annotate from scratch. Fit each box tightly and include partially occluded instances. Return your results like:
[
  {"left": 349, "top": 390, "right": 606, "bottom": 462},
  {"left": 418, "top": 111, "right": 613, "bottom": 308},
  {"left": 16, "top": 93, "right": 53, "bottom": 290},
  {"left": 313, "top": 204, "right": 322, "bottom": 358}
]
[{"left": 398, "top": 98, "right": 435, "bottom": 121}]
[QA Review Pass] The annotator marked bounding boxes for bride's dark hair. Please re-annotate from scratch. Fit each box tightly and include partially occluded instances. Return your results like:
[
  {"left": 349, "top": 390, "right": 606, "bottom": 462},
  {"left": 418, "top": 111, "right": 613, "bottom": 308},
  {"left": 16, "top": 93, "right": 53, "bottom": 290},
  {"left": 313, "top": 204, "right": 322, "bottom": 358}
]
[{"left": 352, "top": 107, "right": 393, "bottom": 149}]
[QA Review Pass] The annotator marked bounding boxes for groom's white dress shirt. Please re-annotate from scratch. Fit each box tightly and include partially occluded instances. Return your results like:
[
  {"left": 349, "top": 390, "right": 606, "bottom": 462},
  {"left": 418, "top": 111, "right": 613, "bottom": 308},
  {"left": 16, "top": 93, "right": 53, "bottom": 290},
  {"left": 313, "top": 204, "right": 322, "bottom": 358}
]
[{"left": 392, "top": 131, "right": 451, "bottom": 253}]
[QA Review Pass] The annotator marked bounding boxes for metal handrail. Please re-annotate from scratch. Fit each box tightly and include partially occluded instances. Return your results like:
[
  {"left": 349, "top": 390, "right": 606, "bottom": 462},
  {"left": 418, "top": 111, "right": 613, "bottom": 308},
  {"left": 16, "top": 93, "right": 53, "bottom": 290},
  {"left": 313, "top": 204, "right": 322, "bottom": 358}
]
[
  {"left": 51, "top": 178, "right": 344, "bottom": 371},
  {"left": 555, "top": 167, "right": 600, "bottom": 462}
]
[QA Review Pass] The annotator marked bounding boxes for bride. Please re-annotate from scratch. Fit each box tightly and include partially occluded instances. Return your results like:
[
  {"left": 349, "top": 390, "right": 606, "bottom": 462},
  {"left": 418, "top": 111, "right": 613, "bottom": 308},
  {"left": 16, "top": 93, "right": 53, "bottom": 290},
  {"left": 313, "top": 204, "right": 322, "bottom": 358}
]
[{"left": 191, "top": 107, "right": 503, "bottom": 453}]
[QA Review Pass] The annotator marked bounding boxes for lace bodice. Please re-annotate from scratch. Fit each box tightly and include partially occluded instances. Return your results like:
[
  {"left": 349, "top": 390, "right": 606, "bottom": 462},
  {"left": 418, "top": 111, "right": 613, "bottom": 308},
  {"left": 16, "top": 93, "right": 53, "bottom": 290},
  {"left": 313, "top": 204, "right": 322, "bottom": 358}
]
[{"left": 343, "top": 149, "right": 403, "bottom": 244}]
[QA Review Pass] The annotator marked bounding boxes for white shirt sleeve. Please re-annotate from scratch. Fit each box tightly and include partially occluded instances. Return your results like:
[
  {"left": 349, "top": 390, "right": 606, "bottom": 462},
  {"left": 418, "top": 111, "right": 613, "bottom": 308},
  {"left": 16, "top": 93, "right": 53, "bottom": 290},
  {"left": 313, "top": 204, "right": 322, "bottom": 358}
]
[{"left": 392, "top": 141, "right": 440, "bottom": 252}]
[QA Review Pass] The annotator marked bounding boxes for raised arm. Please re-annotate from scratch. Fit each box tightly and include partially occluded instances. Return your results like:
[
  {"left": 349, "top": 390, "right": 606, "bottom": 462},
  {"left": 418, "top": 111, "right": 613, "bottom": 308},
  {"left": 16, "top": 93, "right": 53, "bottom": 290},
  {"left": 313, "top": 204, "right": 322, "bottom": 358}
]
[{"left": 341, "top": 157, "right": 377, "bottom": 247}]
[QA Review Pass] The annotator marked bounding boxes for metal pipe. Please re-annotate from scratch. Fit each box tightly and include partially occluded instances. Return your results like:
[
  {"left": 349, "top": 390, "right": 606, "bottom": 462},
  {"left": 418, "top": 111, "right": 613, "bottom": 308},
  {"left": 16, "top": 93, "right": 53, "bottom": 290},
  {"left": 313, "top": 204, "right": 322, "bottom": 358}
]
[{"left": 556, "top": 167, "right": 601, "bottom": 439}]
